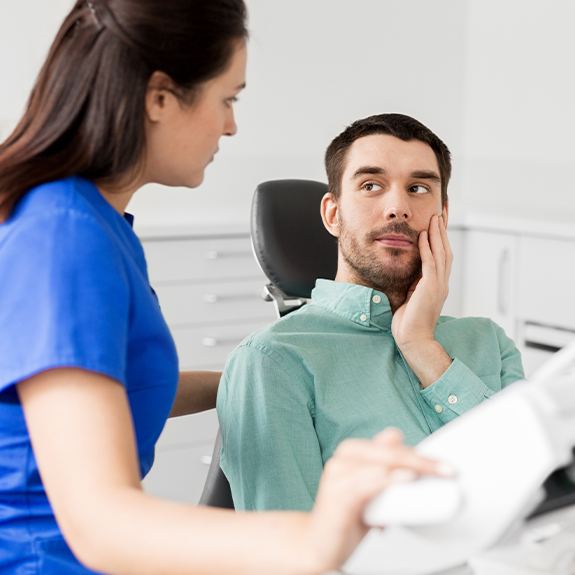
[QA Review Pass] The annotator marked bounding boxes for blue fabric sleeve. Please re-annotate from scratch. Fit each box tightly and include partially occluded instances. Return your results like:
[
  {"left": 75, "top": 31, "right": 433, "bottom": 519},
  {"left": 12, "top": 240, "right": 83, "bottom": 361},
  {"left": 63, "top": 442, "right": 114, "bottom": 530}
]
[{"left": 0, "top": 209, "right": 130, "bottom": 391}]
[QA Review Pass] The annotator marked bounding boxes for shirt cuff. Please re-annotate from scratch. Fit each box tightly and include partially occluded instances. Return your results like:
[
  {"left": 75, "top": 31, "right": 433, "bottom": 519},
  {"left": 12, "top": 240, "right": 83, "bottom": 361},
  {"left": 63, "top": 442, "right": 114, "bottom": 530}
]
[{"left": 420, "top": 357, "right": 495, "bottom": 423}]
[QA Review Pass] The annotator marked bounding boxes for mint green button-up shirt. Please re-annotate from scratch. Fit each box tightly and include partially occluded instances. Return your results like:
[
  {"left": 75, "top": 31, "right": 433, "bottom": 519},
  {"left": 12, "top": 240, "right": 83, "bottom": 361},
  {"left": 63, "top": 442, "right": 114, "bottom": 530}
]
[{"left": 217, "top": 279, "right": 524, "bottom": 511}]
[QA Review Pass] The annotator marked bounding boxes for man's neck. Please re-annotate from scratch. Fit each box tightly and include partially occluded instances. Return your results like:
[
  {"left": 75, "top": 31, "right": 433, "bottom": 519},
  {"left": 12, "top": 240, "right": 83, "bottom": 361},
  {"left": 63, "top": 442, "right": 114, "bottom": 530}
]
[
  {"left": 385, "top": 291, "right": 408, "bottom": 314},
  {"left": 333, "top": 273, "right": 408, "bottom": 314}
]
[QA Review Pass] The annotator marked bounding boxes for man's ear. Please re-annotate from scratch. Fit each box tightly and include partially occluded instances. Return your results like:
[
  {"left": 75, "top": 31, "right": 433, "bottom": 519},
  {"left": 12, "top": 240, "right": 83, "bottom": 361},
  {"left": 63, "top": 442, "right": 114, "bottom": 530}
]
[
  {"left": 320, "top": 192, "right": 341, "bottom": 238},
  {"left": 145, "top": 71, "right": 179, "bottom": 123}
]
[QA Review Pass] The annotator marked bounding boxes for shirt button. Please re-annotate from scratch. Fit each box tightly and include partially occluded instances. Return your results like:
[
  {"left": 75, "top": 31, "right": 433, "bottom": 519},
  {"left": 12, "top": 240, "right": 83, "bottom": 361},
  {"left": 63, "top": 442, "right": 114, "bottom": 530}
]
[
  {"left": 359, "top": 313, "right": 368, "bottom": 322},
  {"left": 372, "top": 295, "right": 382, "bottom": 304},
  {"left": 447, "top": 394, "right": 458, "bottom": 405},
  {"left": 434, "top": 404, "right": 444, "bottom": 414}
]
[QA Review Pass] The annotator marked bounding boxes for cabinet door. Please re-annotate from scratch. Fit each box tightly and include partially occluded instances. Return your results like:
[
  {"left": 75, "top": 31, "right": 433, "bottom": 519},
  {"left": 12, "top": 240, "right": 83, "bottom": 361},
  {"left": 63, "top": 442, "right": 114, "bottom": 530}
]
[
  {"left": 517, "top": 237, "right": 575, "bottom": 330},
  {"left": 461, "top": 230, "right": 518, "bottom": 338}
]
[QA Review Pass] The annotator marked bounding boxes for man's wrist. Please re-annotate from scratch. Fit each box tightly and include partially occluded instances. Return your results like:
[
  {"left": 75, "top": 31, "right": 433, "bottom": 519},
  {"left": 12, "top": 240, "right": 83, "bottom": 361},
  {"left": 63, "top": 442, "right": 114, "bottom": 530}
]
[{"left": 398, "top": 339, "right": 452, "bottom": 388}]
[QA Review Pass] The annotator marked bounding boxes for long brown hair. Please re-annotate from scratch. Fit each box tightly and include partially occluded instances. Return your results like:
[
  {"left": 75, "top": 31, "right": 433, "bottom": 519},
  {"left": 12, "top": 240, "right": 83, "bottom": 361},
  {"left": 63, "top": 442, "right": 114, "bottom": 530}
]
[{"left": 0, "top": 0, "right": 248, "bottom": 219}]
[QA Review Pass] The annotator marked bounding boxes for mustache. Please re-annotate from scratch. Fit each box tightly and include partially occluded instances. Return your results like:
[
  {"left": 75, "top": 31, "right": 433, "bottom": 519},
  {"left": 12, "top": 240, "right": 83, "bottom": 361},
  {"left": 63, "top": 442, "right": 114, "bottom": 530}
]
[{"left": 366, "top": 221, "right": 419, "bottom": 242}]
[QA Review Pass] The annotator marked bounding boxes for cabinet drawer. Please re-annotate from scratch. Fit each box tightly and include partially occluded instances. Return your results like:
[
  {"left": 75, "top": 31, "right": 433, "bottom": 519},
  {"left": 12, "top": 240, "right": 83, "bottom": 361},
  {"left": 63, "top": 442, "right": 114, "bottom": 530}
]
[
  {"left": 518, "top": 237, "right": 575, "bottom": 329},
  {"left": 143, "top": 237, "right": 262, "bottom": 283},
  {"left": 154, "top": 279, "right": 275, "bottom": 327},
  {"left": 156, "top": 409, "right": 219, "bottom": 448},
  {"left": 173, "top": 320, "right": 273, "bottom": 370}
]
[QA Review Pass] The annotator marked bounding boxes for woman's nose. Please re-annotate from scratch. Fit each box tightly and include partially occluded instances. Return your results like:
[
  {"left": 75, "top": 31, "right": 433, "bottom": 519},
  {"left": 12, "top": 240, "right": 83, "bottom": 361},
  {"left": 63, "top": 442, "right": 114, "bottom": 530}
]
[{"left": 224, "top": 109, "right": 237, "bottom": 137}]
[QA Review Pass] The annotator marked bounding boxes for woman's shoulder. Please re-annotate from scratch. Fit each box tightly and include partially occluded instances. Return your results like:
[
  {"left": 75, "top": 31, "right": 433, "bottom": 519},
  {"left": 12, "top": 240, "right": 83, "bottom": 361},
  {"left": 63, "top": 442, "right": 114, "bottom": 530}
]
[
  {"left": 0, "top": 177, "right": 123, "bottom": 266},
  {"left": 14, "top": 176, "right": 92, "bottom": 220},
  {"left": 4, "top": 176, "right": 120, "bottom": 247}
]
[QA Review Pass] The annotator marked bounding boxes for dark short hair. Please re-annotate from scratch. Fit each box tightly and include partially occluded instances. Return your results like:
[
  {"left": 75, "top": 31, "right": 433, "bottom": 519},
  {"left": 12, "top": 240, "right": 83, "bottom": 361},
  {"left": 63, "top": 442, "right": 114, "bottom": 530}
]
[
  {"left": 324, "top": 113, "right": 451, "bottom": 205},
  {"left": 0, "top": 0, "right": 248, "bottom": 218}
]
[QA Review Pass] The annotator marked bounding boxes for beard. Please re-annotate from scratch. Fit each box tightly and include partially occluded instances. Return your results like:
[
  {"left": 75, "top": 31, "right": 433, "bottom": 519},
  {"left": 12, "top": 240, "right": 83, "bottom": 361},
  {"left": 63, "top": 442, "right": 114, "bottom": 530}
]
[{"left": 339, "top": 219, "right": 422, "bottom": 295}]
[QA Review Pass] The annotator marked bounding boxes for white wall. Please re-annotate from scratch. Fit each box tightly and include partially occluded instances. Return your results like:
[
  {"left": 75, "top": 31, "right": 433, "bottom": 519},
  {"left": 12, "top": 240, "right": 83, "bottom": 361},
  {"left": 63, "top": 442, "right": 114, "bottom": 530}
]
[
  {"left": 2, "top": 1, "right": 573, "bottom": 226},
  {"left": 0, "top": 0, "right": 468, "bottom": 226},
  {"left": 132, "top": 0, "right": 469, "bottom": 225},
  {"left": 460, "top": 0, "right": 575, "bottom": 220},
  {"left": 0, "top": 0, "right": 74, "bottom": 141}
]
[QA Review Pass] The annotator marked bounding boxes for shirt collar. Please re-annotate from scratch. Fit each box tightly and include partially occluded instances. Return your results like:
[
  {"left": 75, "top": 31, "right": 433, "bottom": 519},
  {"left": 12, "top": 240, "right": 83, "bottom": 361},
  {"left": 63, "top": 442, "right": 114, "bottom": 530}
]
[
  {"left": 123, "top": 212, "right": 135, "bottom": 227},
  {"left": 310, "top": 278, "right": 393, "bottom": 330}
]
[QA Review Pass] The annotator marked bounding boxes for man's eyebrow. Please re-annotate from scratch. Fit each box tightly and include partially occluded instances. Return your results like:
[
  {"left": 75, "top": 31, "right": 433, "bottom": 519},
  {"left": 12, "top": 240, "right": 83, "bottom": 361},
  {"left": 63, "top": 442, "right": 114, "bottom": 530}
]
[
  {"left": 235, "top": 82, "right": 247, "bottom": 91},
  {"left": 352, "top": 166, "right": 386, "bottom": 178},
  {"left": 410, "top": 170, "right": 441, "bottom": 182},
  {"left": 351, "top": 166, "right": 441, "bottom": 182}
]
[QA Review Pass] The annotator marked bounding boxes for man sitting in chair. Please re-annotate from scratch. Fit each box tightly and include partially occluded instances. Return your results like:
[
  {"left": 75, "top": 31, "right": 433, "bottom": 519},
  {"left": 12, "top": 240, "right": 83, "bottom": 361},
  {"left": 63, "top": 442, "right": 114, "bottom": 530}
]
[{"left": 217, "top": 113, "right": 524, "bottom": 511}]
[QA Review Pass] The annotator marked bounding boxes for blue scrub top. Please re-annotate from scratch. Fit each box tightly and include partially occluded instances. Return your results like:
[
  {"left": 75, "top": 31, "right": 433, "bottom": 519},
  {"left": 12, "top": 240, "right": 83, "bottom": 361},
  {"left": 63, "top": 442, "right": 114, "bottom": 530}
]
[{"left": 0, "top": 177, "right": 179, "bottom": 574}]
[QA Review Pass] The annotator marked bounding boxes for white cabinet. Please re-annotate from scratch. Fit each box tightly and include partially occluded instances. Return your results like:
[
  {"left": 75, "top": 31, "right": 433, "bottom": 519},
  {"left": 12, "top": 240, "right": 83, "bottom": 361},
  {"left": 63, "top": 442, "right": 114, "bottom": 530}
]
[
  {"left": 456, "top": 219, "right": 575, "bottom": 378},
  {"left": 461, "top": 230, "right": 519, "bottom": 340},
  {"left": 517, "top": 237, "right": 575, "bottom": 330},
  {"left": 139, "top": 229, "right": 276, "bottom": 503},
  {"left": 515, "top": 236, "right": 575, "bottom": 376},
  {"left": 138, "top": 218, "right": 575, "bottom": 501}
]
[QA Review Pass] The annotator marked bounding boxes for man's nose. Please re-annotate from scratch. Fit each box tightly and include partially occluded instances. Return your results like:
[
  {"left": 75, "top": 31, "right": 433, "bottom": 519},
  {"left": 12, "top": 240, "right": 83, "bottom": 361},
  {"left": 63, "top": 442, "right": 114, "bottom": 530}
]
[{"left": 383, "top": 189, "right": 412, "bottom": 220}]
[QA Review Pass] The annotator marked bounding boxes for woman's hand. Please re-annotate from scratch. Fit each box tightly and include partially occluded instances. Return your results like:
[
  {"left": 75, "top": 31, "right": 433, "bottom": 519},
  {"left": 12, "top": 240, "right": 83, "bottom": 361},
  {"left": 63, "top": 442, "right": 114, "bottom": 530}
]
[{"left": 303, "top": 428, "right": 449, "bottom": 573}]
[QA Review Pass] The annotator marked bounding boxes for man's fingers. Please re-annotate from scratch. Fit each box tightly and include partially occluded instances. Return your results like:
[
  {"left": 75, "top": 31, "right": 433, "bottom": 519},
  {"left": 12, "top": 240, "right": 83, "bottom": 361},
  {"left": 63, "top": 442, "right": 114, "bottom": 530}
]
[
  {"left": 418, "top": 230, "right": 434, "bottom": 277},
  {"left": 428, "top": 215, "right": 446, "bottom": 278},
  {"left": 438, "top": 214, "right": 453, "bottom": 280}
]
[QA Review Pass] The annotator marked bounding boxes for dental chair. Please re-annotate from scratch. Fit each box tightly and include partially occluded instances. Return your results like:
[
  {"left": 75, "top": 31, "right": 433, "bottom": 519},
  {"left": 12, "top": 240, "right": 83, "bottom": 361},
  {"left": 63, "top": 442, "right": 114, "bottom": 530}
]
[{"left": 199, "top": 179, "right": 337, "bottom": 508}]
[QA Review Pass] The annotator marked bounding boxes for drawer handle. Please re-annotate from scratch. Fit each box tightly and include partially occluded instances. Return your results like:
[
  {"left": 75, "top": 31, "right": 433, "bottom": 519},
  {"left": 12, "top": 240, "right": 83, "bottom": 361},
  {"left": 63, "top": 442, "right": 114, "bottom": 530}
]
[
  {"left": 201, "top": 336, "right": 245, "bottom": 347},
  {"left": 205, "top": 250, "right": 252, "bottom": 260},
  {"left": 203, "top": 293, "right": 261, "bottom": 304}
]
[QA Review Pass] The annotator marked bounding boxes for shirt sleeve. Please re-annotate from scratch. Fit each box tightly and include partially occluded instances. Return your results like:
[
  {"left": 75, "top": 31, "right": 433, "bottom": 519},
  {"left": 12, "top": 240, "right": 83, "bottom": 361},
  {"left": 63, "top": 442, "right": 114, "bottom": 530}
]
[
  {"left": 217, "top": 341, "right": 323, "bottom": 512},
  {"left": 0, "top": 209, "right": 130, "bottom": 391},
  {"left": 420, "top": 321, "right": 525, "bottom": 424}
]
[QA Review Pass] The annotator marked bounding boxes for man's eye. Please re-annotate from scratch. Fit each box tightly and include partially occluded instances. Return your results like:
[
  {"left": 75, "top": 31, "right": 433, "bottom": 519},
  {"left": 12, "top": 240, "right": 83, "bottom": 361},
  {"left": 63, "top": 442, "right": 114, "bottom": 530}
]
[
  {"left": 409, "top": 184, "right": 429, "bottom": 194},
  {"left": 225, "top": 96, "right": 239, "bottom": 108},
  {"left": 361, "top": 182, "right": 382, "bottom": 192}
]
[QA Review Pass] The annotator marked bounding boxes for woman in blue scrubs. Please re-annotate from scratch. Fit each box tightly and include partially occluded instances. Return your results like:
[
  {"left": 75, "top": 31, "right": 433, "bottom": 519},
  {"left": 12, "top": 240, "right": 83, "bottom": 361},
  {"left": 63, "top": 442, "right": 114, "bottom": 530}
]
[{"left": 0, "top": 1, "right": 445, "bottom": 573}]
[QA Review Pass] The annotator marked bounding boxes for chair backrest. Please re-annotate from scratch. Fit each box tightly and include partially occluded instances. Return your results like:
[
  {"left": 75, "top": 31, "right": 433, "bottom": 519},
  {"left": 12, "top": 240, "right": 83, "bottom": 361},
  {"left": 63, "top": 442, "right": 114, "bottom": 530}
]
[
  {"left": 198, "top": 430, "right": 234, "bottom": 508},
  {"left": 199, "top": 179, "right": 338, "bottom": 508},
  {"left": 251, "top": 179, "right": 338, "bottom": 310}
]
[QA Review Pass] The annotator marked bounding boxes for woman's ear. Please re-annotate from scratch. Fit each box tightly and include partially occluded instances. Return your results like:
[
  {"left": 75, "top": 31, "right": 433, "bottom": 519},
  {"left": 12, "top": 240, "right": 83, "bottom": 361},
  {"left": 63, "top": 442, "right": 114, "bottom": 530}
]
[
  {"left": 320, "top": 192, "right": 341, "bottom": 238},
  {"left": 145, "top": 71, "right": 178, "bottom": 123}
]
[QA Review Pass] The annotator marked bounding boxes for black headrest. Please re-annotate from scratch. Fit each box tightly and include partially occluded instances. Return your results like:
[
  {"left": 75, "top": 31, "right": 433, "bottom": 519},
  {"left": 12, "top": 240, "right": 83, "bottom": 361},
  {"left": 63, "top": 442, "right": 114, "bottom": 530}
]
[{"left": 251, "top": 179, "right": 338, "bottom": 299}]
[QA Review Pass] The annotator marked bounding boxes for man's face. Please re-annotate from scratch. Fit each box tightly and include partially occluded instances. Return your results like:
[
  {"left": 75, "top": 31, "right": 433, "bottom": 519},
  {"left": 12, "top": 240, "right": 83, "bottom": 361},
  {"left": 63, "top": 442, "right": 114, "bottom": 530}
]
[{"left": 323, "top": 134, "right": 447, "bottom": 294}]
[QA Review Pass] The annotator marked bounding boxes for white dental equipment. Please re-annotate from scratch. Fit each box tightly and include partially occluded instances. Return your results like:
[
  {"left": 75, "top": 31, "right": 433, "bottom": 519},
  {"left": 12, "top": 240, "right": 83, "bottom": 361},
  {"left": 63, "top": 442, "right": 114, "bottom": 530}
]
[{"left": 345, "top": 339, "right": 575, "bottom": 575}]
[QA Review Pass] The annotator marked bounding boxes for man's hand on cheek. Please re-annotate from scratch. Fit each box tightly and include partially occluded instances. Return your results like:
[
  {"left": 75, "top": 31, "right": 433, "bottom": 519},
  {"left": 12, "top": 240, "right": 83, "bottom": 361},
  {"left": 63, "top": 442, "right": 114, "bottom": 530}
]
[{"left": 391, "top": 214, "right": 453, "bottom": 388}]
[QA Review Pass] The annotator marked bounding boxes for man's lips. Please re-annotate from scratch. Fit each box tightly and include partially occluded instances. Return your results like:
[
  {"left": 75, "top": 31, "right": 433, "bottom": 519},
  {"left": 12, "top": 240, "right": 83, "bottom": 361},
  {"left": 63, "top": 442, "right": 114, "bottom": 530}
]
[{"left": 374, "top": 234, "right": 414, "bottom": 248}]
